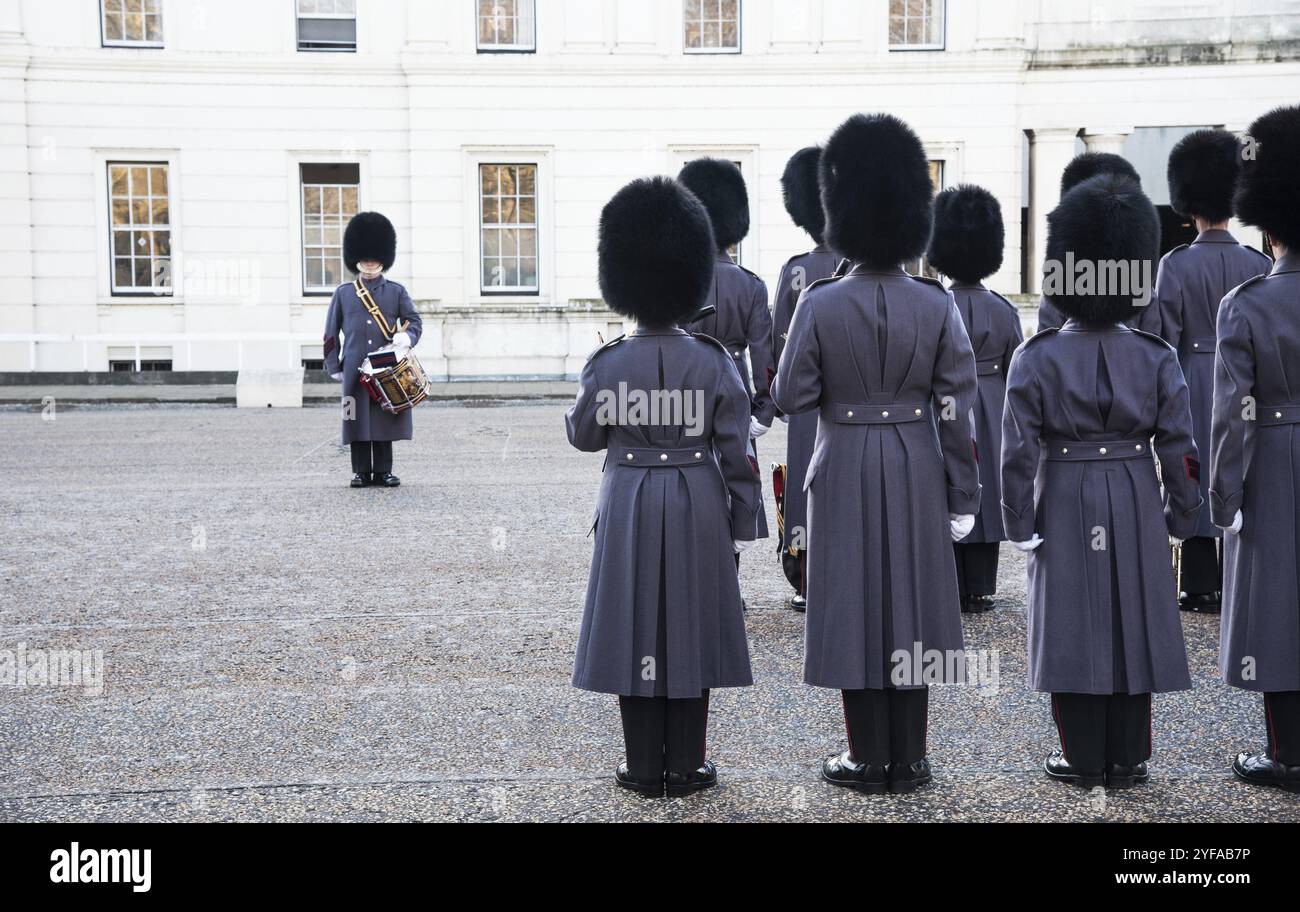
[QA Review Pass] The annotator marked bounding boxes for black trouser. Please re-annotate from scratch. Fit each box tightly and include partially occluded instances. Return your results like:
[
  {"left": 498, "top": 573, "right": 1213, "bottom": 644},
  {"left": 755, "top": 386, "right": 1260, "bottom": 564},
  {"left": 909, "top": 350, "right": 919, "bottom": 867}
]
[
  {"left": 841, "top": 687, "right": 929, "bottom": 766},
  {"left": 1051, "top": 693, "right": 1152, "bottom": 772},
  {"left": 1265, "top": 692, "right": 1300, "bottom": 765},
  {"left": 350, "top": 441, "right": 393, "bottom": 476},
  {"left": 1179, "top": 536, "right": 1222, "bottom": 596},
  {"left": 953, "top": 542, "right": 1000, "bottom": 599},
  {"left": 618, "top": 693, "right": 710, "bottom": 781}
]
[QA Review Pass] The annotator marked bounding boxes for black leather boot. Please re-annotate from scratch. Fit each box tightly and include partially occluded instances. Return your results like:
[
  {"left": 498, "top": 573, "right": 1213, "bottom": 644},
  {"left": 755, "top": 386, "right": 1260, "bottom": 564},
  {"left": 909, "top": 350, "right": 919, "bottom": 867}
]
[
  {"left": 378, "top": 473, "right": 401, "bottom": 488},
  {"left": 350, "top": 473, "right": 370, "bottom": 489},
  {"left": 1045, "top": 751, "right": 1104, "bottom": 789},
  {"left": 1178, "top": 592, "right": 1221, "bottom": 613},
  {"left": 665, "top": 760, "right": 717, "bottom": 797},
  {"left": 888, "top": 758, "right": 933, "bottom": 794},
  {"left": 1105, "top": 761, "right": 1150, "bottom": 789},
  {"left": 963, "top": 594, "right": 996, "bottom": 614},
  {"left": 822, "top": 751, "right": 888, "bottom": 794},
  {"left": 1233, "top": 752, "right": 1300, "bottom": 793},
  {"left": 789, "top": 594, "right": 808, "bottom": 613},
  {"left": 615, "top": 762, "right": 664, "bottom": 798}
]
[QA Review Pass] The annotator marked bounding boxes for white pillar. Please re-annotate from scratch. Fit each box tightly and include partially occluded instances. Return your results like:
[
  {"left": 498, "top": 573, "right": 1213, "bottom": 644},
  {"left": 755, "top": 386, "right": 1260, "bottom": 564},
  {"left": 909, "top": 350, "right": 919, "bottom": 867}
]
[
  {"left": 0, "top": 5, "right": 32, "bottom": 370},
  {"left": 1081, "top": 128, "right": 1134, "bottom": 156},
  {"left": 1028, "top": 128, "right": 1081, "bottom": 294}
]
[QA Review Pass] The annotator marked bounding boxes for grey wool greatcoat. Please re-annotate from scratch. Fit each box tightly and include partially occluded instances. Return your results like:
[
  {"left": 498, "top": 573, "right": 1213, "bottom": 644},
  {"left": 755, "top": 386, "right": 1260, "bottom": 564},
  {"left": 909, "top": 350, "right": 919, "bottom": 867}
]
[
  {"left": 322, "top": 275, "right": 424, "bottom": 444},
  {"left": 772, "top": 246, "right": 842, "bottom": 555},
  {"left": 1212, "top": 252, "right": 1300, "bottom": 693},
  {"left": 1138, "top": 230, "right": 1272, "bottom": 540},
  {"left": 567, "top": 328, "right": 760, "bottom": 699},
  {"left": 772, "top": 265, "right": 982, "bottom": 691},
  {"left": 691, "top": 253, "right": 775, "bottom": 538},
  {"left": 1001, "top": 322, "right": 1202, "bottom": 695},
  {"left": 951, "top": 282, "right": 1024, "bottom": 543}
]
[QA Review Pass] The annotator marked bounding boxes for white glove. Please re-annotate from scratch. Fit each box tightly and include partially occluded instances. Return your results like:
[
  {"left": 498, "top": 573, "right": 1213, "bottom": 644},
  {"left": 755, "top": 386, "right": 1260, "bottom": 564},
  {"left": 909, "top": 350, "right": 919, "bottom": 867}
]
[
  {"left": 734, "top": 539, "right": 758, "bottom": 554},
  {"left": 330, "top": 372, "right": 343, "bottom": 382},
  {"left": 392, "top": 331, "right": 412, "bottom": 352},
  {"left": 1221, "top": 511, "right": 1244, "bottom": 536},
  {"left": 949, "top": 514, "right": 976, "bottom": 542},
  {"left": 750, "top": 416, "right": 770, "bottom": 439},
  {"left": 1011, "top": 534, "right": 1045, "bottom": 553}
]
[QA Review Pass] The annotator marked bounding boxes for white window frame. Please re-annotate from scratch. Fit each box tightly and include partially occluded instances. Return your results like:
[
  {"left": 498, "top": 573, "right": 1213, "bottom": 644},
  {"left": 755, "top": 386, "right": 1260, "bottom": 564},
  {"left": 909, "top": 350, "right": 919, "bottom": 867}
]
[
  {"left": 295, "top": 0, "right": 358, "bottom": 53},
  {"left": 476, "top": 0, "right": 538, "bottom": 53},
  {"left": 462, "top": 147, "right": 553, "bottom": 305},
  {"left": 683, "top": 0, "right": 743, "bottom": 55},
  {"left": 100, "top": 0, "right": 164, "bottom": 48},
  {"left": 97, "top": 154, "right": 179, "bottom": 302},
  {"left": 286, "top": 152, "right": 370, "bottom": 307},
  {"left": 668, "top": 146, "right": 757, "bottom": 268},
  {"left": 299, "top": 164, "right": 362, "bottom": 296},
  {"left": 888, "top": 0, "right": 946, "bottom": 51}
]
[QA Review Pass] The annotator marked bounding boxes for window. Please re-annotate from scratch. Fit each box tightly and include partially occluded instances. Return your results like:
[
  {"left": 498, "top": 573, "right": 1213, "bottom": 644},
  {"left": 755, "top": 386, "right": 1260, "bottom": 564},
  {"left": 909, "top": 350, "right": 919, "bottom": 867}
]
[
  {"left": 109, "top": 163, "right": 171, "bottom": 295},
  {"left": 297, "top": 0, "right": 357, "bottom": 52},
  {"left": 889, "top": 0, "right": 945, "bottom": 50},
  {"left": 101, "top": 0, "right": 163, "bottom": 47},
  {"left": 108, "top": 347, "right": 173, "bottom": 372},
  {"left": 477, "top": 0, "right": 536, "bottom": 52},
  {"left": 301, "top": 345, "right": 326, "bottom": 371},
  {"left": 479, "top": 164, "right": 538, "bottom": 294},
  {"left": 907, "top": 160, "right": 945, "bottom": 278},
  {"left": 301, "top": 163, "right": 360, "bottom": 294},
  {"left": 685, "top": 0, "right": 741, "bottom": 54}
]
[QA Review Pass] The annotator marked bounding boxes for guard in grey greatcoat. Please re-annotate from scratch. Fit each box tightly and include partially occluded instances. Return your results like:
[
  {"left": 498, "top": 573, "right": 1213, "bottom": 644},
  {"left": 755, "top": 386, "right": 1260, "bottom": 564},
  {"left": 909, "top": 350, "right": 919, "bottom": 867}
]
[
  {"left": 1002, "top": 173, "right": 1202, "bottom": 791},
  {"left": 678, "top": 158, "right": 773, "bottom": 547},
  {"left": 568, "top": 176, "right": 759, "bottom": 799},
  {"left": 772, "top": 146, "right": 840, "bottom": 612},
  {"left": 322, "top": 212, "right": 424, "bottom": 488},
  {"left": 928, "top": 185, "right": 1024, "bottom": 613},
  {"left": 1036, "top": 153, "right": 1143, "bottom": 334},
  {"left": 1212, "top": 104, "right": 1300, "bottom": 793},
  {"left": 773, "top": 114, "right": 981, "bottom": 795},
  {"left": 1144, "top": 130, "right": 1272, "bottom": 613}
]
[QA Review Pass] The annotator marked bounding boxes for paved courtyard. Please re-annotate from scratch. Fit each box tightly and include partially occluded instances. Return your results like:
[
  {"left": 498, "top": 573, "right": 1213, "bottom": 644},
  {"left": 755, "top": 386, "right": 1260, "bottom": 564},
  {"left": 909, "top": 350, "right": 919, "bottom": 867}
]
[{"left": 1, "top": 400, "right": 1297, "bottom": 822}]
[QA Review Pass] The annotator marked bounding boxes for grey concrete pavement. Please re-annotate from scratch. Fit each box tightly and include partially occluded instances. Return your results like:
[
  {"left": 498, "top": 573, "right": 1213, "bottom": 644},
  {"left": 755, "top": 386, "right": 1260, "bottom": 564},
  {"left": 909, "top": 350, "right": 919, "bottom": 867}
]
[{"left": 0, "top": 401, "right": 1297, "bottom": 822}]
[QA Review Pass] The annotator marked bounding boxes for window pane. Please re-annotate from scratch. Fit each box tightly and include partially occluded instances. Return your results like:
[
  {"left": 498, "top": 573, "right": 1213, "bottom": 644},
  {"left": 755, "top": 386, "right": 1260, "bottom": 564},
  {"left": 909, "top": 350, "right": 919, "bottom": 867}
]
[
  {"left": 151, "top": 198, "right": 169, "bottom": 225},
  {"left": 104, "top": 13, "right": 123, "bottom": 41},
  {"left": 153, "top": 231, "right": 171, "bottom": 257},
  {"left": 519, "top": 257, "right": 538, "bottom": 287},
  {"left": 115, "top": 259, "right": 132, "bottom": 287}
]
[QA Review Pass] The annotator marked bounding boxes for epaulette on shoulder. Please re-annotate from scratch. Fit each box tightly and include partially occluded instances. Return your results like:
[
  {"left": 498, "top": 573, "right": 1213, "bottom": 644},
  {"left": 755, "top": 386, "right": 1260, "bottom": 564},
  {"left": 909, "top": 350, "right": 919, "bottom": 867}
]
[
  {"left": 907, "top": 274, "right": 948, "bottom": 291},
  {"left": 802, "top": 273, "right": 843, "bottom": 298},
  {"left": 1023, "top": 326, "right": 1060, "bottom": 346},
  {"left": 689, "top": 331, "right": 734, "bottom": 360},
  {"left": 735, "top": 262, "right": 764, "bottom": 285},
  {"left": 1224, "top": 272, "right": 1270, "bottom": 303},
  {"left": 1129, "top": 327, "right": 1176, "bottom": 352},
  {"left": 1244, "top": 244, "right": 1272, "bottom": 263},
  {"left": 1163, "top": 244, "right": 1190, "bottom": 262},
  {"left": 587, "top": 334, "right": 627, "bottom": 361},
  {"left": 987, "top": 288, "right": 1020, "bottom": 314}
]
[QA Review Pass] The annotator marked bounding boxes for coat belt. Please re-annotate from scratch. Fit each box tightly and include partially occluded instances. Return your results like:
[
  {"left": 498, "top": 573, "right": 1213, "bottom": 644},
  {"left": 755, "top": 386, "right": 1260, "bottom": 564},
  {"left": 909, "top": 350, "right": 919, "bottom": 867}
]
[
  {"left": 1260, "top": 405, "right": 1300, "bottom": 427},
  {"left": 830, "top": 402, "right": 929, "bottom": 425},
  {"left": 1187, "top": 337, "right": 1217, "bottom": 355},
  {"left": 613, "top": 446, "right": 711, "bottom": 467},
  {"left": 976, "top": 359, "right": 1004, "bottom": 376},
  {"left": 1044, "top": 438, "right": 1152, "bottom": 462}
]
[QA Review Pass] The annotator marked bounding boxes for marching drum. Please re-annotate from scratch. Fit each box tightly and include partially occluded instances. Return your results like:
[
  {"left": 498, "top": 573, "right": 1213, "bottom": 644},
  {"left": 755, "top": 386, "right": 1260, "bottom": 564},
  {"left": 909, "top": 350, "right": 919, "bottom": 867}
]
[{"left": 359, "top": 349, "right": 430, "bottom": 415}]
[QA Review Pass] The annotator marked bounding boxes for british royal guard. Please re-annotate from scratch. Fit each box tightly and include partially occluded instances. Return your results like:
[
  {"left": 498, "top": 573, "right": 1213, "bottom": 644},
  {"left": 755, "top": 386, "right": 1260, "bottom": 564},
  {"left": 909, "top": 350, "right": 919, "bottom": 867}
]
[
  {"left": 322, "top": 211, "right": 423, "bottom": 488},
  {"left": 1144, "top": 130, "right": 1271, "bottom": 614},
  {"left": 677, "top": 158, "right": 774, "bottom": 566},
  {"left": 568, "top": 176, "right": 760, "bottom": 799},
  {"left": 772, "top": 146, "right": 840, "bottom": 612},
  {"left": 1037, "top": 153, "right": 1142, "bottom": 334},
  {"left": 1002, "top": 173, "right": 1202, "bottom": 790},
  {"left": 927, "top": 185, "right": 1024, "bottom": 613},
  {"left": 1212, "top": 104, "right": 1300, "bottom": 793},
  {"left": 773, "top": 114, "right": 981, "bottom": 795}
]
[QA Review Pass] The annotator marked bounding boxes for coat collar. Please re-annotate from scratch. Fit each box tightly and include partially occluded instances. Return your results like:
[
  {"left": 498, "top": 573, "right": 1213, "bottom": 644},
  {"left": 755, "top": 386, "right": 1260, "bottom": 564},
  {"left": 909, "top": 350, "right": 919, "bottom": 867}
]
[
  {"left": 358, "top": 273, "right": 388, "bottom": 290},
  {"left": 1272, "top": 251, "right": 1300, "bottom": 276},
  {"left": 846, "top": 262, "right": 907, "bottom": 278},
  {"left": 714, "top": 251, "right": 735, "bottom": 265},
  {"left": 1060, "top": 319, "right": 1131, "bottom": 333},
  {"left": 1192, "top": 228, "right": 1239, "bottom": 245},
  {"left": 632, "top": 326, "right": 689, "bottom": 338},
  {"left": 948, "top": 280, "right": 987, "bottom": 292}
]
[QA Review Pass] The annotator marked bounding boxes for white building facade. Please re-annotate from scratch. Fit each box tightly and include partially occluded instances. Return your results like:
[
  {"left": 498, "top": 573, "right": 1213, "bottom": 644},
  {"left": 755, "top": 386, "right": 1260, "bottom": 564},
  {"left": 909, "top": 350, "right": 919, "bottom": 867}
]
[{"left": 1, "top": 0, "right": 1298, "bottom": 380}]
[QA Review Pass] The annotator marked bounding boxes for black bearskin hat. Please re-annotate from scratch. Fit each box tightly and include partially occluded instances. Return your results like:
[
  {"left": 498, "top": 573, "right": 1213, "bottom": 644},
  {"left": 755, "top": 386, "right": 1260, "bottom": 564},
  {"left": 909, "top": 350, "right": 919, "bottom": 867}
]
[
  {"left": 927, "top": 185, "right": 1005, "bottom": 284},
  {"left": 1235, "top": 104, "right": 1300, "bottom": 249},
  {"left": 597, "top": 177, "right": 716, "bottom": 328},
  {"left": 1060, "top": 152, "right": 1140, "bottom": 196},
  {"left": 820, "top": 113, "right": 934, "bottom": 269},
  {"left": 1168, "top": 129, "right": 1242, "bottom": 223},
  {"left": 1044, "top": 174, "right": 1160, "bottom": 326},
  {"left": 343, "top": 211, "right": 397, "bottom": 274},
  {"left": 781, "top": 146, "right": 826, "bottom": 246},
  {"left": 677, "top": 158, "right": 750, "bottom": 251}
]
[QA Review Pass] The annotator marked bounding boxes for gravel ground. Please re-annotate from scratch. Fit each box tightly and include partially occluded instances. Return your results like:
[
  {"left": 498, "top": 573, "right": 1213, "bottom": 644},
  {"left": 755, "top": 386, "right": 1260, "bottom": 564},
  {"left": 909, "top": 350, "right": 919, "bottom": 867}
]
[{"left": 1, "top": 401, "right": 1297, "bottom": 822}]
